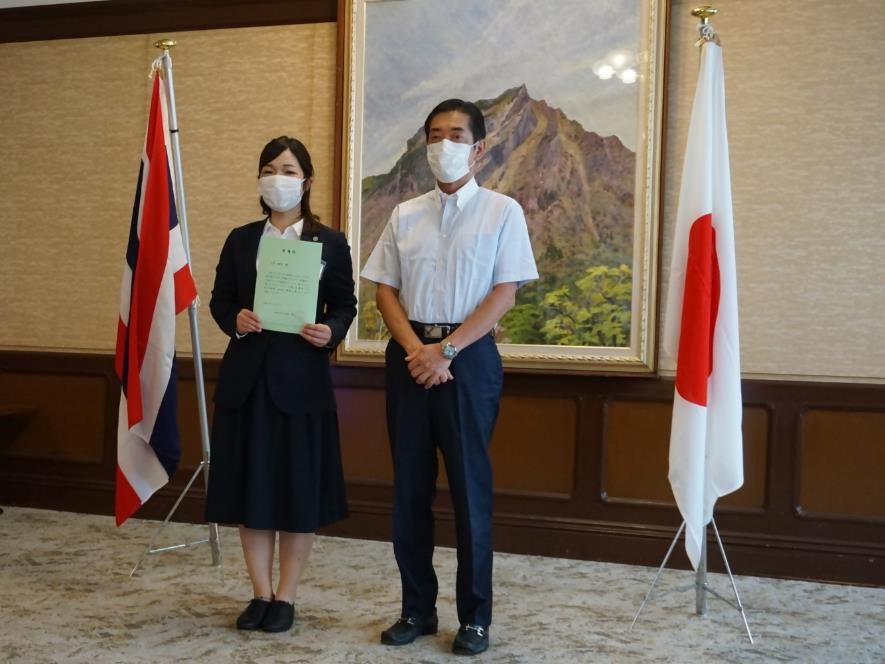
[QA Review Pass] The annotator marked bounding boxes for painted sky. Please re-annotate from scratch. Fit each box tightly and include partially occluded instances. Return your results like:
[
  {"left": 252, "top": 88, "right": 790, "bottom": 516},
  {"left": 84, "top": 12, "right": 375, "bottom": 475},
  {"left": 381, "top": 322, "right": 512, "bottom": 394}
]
[{"left": 361, "top": 0, "right": 644, "bottom": 176}]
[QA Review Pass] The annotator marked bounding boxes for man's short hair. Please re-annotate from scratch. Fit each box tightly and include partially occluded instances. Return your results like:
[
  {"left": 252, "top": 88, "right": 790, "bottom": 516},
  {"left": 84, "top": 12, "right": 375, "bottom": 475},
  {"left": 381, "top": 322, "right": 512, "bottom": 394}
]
[{"left": 423, "top": 99, "right": 487, "bottom": 141}]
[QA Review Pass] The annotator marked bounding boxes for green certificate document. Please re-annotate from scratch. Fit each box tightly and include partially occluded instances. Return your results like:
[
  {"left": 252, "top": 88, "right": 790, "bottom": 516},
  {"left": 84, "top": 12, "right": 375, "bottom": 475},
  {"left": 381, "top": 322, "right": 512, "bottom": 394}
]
[{"left": 254, "top": 236, "right": 322, "bottom": 334}]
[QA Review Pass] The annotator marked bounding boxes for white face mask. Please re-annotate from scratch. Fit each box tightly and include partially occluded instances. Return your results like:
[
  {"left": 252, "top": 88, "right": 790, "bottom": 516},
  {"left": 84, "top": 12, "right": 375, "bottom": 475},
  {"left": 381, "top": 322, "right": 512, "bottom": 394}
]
[
  {"left": 426, "top": 139, "right": 476, "bottom": 184},
  {"left": 258, "top": 174, "right": 304, "bottom": 212}
]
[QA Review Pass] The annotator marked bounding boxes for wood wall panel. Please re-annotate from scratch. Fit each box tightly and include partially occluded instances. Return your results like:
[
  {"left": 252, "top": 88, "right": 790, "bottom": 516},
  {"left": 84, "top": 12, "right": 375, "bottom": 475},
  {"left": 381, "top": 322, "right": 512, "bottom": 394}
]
[
  {"left": 336, "top": 389, "right": 578, "bottom": 498},
  {"left": 337, "top": 387, "right": 392, "bottom": 484},
  {"left": 490, "top": 395, "right": 577, "bottom": 497},
  {"left": 601, "top": 399, "right": 768, "bottom": 510},
  {"left": 601, "top": 400, "right": 670, "bottom": 504},
  {"left": 0, "top": 370, "right": 107, "bottom": 463},
  {"left": 798, "top": 409, "right": 885, "bottom": 520},
  {"left": 2, "top": 352, "right": 885, "bottom": 586}
]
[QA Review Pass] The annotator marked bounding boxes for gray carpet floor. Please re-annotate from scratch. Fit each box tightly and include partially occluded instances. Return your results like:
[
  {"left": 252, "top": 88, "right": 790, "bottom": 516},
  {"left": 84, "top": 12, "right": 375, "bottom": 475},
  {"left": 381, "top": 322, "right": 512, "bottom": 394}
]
[{"left": 0, "top": 506, "right": 882, "bottom": 663}]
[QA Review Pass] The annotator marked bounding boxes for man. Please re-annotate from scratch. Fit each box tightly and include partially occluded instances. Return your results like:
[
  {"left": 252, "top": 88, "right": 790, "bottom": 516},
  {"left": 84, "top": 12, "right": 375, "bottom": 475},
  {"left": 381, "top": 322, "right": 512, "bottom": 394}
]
[{"left": 361, "top": 99, "right": 538, "bottom": 656}]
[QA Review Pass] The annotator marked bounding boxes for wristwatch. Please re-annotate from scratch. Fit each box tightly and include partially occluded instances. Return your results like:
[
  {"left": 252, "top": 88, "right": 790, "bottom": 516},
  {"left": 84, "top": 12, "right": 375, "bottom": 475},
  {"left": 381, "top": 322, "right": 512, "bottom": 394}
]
[{"left": 441, "top": 340, "right": 459, "bottom": 360}]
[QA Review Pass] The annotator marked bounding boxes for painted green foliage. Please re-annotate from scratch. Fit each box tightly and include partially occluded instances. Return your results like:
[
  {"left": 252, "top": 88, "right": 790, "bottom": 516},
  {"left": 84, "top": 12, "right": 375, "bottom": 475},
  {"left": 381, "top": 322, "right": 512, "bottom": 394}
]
[
  {"left": 359, "top": 264, "right": 632, "bottom": 348},
  {"left": 501, "top": 264, "right": 632, "bottom": 346}
]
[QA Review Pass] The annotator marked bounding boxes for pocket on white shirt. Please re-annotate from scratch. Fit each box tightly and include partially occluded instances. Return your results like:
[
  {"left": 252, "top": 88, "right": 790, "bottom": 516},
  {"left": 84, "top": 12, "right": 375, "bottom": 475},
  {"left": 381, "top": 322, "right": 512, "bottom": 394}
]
[{"left": 465, "top": 231, "right": 498, "bottom": 269}]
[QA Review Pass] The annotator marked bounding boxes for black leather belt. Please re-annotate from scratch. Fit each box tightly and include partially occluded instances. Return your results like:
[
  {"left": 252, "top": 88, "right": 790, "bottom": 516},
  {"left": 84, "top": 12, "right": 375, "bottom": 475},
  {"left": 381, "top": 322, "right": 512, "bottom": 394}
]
[{"left": 410, "top": 321, "right": 461, "bottom": 339}]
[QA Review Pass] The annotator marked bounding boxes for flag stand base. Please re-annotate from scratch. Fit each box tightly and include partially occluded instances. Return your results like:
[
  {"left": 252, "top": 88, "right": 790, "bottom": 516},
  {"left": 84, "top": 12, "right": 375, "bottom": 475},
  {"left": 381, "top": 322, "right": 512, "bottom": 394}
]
[
  {"left": 129, "top": 459, "right": 222, "bottom": 578},
  {"left": 629, "top": 519, "right": 754, "bottom": 643}
]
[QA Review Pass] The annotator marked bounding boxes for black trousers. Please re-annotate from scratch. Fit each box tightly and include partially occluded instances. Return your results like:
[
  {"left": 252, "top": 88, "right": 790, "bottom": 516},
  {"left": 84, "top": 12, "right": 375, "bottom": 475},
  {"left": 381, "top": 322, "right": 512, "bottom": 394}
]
[{"left": 385, "top": 333, "right": 503, "bottom": 628}]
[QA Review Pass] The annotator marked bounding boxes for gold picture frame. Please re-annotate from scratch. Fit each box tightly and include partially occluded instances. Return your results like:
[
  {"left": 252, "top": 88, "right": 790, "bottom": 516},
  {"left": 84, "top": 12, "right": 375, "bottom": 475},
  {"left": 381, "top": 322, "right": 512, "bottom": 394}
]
[{"left": 337, "top": 0, "right": 667, "bottom": 373}]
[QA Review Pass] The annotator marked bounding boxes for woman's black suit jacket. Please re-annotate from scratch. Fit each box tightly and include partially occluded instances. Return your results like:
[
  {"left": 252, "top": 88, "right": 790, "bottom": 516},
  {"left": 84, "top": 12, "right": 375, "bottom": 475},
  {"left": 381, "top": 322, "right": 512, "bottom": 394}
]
[{"left": 210, "top": 220, "right": 357, "bottom": 415}]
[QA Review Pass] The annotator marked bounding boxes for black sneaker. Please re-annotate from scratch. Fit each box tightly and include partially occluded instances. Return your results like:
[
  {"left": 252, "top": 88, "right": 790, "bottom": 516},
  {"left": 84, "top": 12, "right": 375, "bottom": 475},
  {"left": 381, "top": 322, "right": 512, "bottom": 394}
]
[
  {"left": 235, "top": 598, "right": 272, "bottom": 630},
  {"left": 380, "top": 610, "right": 439, "bottom": 645},
  {"left": 452, "top": 624, "right": 489, "bottom": 656}
]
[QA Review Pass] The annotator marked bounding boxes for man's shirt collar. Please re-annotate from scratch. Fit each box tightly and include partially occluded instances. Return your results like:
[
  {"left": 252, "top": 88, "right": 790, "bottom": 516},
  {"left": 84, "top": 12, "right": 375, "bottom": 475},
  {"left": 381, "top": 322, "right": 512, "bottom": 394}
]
[{"left": 435, "top": 177, "right": 479, "bottom": 210}]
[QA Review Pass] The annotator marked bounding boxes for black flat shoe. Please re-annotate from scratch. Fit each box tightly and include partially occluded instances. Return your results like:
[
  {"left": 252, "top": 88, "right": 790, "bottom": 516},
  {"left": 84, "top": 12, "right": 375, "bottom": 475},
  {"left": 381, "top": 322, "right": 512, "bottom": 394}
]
[
  {"left": 262, "top": 600, "right": 295, "bottom": 633},
  {"left": 452, "top": 624, "right": 489, "bottom": 656},
  {"left": 236, "top": 598, "right": 272, "bottom": 630},
  {"left": 380, "top": 610, "right": 439, "bottom": 646}
]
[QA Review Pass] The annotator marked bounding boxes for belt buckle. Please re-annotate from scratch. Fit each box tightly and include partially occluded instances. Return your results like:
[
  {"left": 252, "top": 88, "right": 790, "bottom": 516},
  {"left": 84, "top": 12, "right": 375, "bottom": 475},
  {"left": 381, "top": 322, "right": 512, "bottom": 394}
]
[{"left": 425, "top": 325, "right": 445, "bottom": 339}]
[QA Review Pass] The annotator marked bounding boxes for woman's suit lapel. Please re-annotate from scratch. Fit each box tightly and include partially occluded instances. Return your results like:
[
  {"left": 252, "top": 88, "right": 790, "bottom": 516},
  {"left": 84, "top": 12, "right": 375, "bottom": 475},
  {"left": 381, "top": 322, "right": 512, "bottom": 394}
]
[
  {"left": 242, "top": 221, "right": 265, "bottom": 308},
  {"left": 299, "top": 226, "right": 327, "bottom": 289}
]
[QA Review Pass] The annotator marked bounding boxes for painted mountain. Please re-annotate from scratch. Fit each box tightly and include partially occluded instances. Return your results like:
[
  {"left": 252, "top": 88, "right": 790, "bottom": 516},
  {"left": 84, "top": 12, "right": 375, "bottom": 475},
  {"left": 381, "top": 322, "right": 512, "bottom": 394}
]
[{"left": 359, "top": 85, "right": 635, "bottom": 347}]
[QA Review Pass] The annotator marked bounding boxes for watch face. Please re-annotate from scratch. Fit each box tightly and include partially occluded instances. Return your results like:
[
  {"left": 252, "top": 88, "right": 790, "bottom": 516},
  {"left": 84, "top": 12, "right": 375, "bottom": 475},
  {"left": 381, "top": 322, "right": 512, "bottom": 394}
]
[{"left": 443, "top": 343, "right": 457, "bottom": 359}]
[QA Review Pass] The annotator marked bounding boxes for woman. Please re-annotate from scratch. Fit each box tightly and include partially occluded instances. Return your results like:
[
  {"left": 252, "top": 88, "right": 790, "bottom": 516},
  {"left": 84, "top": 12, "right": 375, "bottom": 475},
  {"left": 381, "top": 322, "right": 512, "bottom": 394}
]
[{"left": 205, "top": 136, "right": 356, "bottom": 633}]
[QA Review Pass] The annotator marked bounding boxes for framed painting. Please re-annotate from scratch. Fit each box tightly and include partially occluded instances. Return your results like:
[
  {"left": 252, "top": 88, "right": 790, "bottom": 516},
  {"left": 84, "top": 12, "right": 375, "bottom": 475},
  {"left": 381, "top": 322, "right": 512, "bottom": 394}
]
[{"left": 337, "top": 0, "right": 667, "bottom": 372}]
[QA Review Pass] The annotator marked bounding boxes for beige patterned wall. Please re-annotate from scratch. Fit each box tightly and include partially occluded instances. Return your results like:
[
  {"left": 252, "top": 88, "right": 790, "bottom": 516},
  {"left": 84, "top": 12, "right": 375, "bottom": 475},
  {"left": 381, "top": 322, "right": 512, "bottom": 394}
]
[
  {"left": 660, "top": 0, "right": 885, "bottom": 382},
  {"left": 0, "top": 24, "right": 336, "bottom": 358},
  {"left": 1, "top": 3, "right": 883, "bottom": 382}
]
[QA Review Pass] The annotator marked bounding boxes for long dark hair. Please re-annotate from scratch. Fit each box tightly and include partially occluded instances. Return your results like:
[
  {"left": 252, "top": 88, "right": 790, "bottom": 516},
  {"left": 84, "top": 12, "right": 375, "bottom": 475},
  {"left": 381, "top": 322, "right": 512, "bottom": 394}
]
[{"left": 257, "top": 136, "right": 323, "bottom": 234}]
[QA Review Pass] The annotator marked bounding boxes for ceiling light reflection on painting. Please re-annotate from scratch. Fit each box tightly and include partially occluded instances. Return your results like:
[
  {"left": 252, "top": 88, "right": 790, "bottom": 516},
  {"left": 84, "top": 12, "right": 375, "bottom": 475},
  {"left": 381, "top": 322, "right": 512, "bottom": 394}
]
[{"left": 592, "top": 49, "right": 638, "bottom": 84}]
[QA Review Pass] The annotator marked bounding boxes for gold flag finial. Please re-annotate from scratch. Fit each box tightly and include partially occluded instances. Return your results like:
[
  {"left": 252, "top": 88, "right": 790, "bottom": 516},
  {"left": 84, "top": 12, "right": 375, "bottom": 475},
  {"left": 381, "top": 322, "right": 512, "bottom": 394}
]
[
  {"left": 691, "top": 6, "right": 720, "bottom": 45},
  {"left": 153, "top": 39, "right": 177, "bottom": 51},
  {"left": 691, "top": 6, "right": 718, "bottom": 24},
  {"left": 151, "top": 39, "right": 176, "bottom": 78}
]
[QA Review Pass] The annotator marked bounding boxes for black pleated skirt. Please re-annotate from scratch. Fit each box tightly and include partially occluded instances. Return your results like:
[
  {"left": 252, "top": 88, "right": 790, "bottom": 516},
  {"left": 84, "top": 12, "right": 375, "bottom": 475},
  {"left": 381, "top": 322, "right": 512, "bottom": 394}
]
[{"left": 204, "top": 370, "right": 348, "bottom": 533}]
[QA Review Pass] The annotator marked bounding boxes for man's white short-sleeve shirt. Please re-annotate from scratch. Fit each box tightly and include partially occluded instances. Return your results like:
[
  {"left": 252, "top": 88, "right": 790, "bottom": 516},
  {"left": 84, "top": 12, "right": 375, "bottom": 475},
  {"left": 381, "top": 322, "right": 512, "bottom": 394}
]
[{"left": 361, "top": 178, "right": 538, "bottom": 324}]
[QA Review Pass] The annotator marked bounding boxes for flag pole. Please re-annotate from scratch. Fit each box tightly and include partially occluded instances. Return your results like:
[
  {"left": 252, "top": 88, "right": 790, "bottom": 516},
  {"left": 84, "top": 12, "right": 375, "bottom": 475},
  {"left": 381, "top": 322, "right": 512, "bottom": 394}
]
[
  {"left": 689, "top": 3, "right": 715, "bottom": 621},
  {"left": 629, "top": 6, "right": 752, "bottom": 642},
  {"left": 130, "top": 39, "right": 221, "bottom": 575},
  {"left": 696, "top": 524, "right": 707, "bottom": 614}
]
